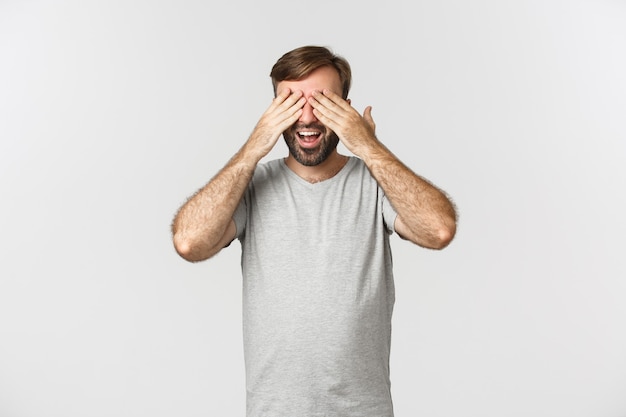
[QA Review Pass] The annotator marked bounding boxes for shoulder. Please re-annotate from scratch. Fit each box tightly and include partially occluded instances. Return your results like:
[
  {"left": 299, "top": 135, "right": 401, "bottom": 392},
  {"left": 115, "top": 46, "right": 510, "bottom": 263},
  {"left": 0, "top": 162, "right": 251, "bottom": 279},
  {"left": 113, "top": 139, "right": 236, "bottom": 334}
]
[
  {"left": 345, "top": 156, "right": 377, "bottom": 184},
  {"left": 251, "top": 158, "right": 287, "bottom": 182},
  {"left": 255, "top": 158, "right": 284, "bottom": 173}
]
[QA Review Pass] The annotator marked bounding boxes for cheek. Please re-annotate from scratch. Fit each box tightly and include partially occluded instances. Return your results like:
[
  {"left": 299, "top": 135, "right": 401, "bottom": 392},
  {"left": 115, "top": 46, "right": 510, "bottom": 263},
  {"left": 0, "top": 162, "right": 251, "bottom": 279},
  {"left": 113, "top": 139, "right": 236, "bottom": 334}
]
[{"left": 284, "top": 126, "right": 297, "bottom": 139}]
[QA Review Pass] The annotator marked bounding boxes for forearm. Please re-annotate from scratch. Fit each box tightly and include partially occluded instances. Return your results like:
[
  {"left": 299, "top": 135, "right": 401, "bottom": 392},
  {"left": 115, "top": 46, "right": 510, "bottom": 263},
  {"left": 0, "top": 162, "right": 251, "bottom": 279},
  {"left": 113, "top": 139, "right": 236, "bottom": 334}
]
[
  {"left": 172, "top": 143, "right": 261, "bottom": 261},
  {"left": 306, "top": 89, "right": 456, "bottom": 248},
  {"left": 172, "top": 88, "right": 306, "bottom": 261},
  {"left": 360, "top": 140, "right": 457, "bottom": 249}
]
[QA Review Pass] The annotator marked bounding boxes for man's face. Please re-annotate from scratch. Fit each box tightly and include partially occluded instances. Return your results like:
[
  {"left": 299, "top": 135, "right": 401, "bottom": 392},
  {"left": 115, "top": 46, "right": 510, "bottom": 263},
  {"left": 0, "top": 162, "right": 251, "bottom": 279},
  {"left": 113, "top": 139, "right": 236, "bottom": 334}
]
[{"left": 276, "top": 66, "right": 343, "bottom": 166}]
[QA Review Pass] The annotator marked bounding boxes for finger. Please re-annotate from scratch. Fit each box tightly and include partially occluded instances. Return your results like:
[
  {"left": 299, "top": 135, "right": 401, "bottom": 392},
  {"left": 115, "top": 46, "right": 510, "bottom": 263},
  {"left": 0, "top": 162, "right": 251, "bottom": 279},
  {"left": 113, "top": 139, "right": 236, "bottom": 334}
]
[
  {"left": 308, "top": 92, "right": 342, "bottom": 121},
  {"left": 363, "top": 106, "right": 376, "bottom": 130},
  {"left": 311, "top": 109, "right": 344, "bottom": 137},
  {"left": 273, "top": 98, "right": 304, "bottom": 127},
  {"left": 310, "top": 90, "right": 343, "bottom": 112},
  {"left": 321, "top": 89, "right": 353, "bottom": 111},
  {"left": 282, "top": 90, "right": 305, "bottom": 112},
  {"left": 272, "top": 88, "right": 291, "bottom": 105},
  {"left": 264, "top": 90, "right": 290, "bottom": 115},
  {"left": 278, "top": 108, "right": 303, "bottom": 130},
  {"left": 271, "top": 89, "right": 303, "bottom": 112},
  {"left": 278, "top": 89, "right": 302, "bottom": 106},
  {"left": 310, "top": 104, "right": 342, "bottom": 132}
]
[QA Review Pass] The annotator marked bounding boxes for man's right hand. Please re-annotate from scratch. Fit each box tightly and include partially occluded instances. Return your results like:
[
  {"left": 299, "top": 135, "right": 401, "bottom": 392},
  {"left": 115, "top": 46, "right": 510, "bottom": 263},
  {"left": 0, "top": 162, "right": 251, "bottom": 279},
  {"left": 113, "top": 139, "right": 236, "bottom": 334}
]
[{"left": 245, "top": 88, "right": 305, "bottom": 160}]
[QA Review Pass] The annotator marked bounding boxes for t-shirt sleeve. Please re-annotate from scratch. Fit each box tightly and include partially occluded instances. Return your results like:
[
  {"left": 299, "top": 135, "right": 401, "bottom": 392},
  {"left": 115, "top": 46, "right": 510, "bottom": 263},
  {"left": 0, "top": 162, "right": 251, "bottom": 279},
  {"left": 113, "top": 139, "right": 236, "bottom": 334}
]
[
  {"left": 233, "top": 193, "right": 247, "bottom": 240},
  {"left": 382, "top": 192, "right": 398, "bottom": 235}
]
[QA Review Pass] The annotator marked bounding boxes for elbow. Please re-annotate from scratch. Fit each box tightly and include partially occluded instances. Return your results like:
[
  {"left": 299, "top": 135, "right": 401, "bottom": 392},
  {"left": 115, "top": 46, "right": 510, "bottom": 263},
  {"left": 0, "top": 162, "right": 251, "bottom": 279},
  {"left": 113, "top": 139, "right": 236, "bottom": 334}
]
[
  {"left": 433, "top": 213, "right": 457, "bottom": 249},
  {"left": 173, "top": 234, "right": 196, "bottom": 262},
  {"left": 173, "top": 233, "right": 212, "bottom": 263},
  {"left": 430, "top": 207, "right": 458, "bottom": 250},
  {"left": 416, "top": 217, "right": 455, "bottom": 250},
  {"left": 431, "top": 223, "right": 456, "bottom": 250},
  {"left": 396, "top": 214, "right": 456, "bottom": 249}
]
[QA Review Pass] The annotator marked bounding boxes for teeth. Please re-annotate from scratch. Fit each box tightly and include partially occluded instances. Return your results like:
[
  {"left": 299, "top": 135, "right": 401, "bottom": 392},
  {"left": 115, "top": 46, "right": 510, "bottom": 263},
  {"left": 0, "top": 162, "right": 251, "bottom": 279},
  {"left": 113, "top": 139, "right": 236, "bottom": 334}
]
[{"left": 299, "top": 132, "right": 319, "bottom": 137}]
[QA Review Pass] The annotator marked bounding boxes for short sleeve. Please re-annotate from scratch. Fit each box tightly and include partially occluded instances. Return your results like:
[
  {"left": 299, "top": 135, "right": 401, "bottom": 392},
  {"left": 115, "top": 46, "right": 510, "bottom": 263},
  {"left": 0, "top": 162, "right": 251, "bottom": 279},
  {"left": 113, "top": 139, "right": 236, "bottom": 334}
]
[
  {"left": 382, "top": 192, "right": 398, "bottom": 235},
  {"left": 233, "top": 193, "right": 247, "bottom": 240}
]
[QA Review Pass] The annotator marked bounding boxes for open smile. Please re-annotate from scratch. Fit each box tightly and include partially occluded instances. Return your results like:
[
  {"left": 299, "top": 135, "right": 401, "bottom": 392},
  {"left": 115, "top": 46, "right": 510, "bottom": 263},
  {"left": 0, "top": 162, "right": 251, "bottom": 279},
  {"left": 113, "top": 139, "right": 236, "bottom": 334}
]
[{"left": 297, "top": 130, "right": 322, "bottom": 149}]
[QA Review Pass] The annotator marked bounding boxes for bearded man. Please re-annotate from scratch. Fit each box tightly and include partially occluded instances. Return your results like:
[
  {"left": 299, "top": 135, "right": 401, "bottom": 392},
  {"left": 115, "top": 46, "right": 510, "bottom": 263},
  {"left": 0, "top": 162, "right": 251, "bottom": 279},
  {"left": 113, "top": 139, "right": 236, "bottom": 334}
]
[{"left": 172, "top": 45, "right": 457, "bottom": 417}]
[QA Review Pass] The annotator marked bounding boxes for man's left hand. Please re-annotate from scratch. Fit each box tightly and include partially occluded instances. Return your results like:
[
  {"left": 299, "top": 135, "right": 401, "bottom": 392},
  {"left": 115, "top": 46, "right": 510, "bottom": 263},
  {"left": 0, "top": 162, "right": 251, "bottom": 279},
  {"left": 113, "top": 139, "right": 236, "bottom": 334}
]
[{"left": 309, "top": 89, "right": 378, "bottom": 157}]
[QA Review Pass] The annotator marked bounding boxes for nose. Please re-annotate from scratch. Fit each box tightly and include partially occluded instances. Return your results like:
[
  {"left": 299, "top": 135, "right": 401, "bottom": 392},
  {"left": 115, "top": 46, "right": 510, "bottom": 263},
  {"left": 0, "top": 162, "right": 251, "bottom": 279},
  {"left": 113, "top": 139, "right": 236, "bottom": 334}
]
[{"left": 298, "top": 101, "right": 318, "bottom": 124}]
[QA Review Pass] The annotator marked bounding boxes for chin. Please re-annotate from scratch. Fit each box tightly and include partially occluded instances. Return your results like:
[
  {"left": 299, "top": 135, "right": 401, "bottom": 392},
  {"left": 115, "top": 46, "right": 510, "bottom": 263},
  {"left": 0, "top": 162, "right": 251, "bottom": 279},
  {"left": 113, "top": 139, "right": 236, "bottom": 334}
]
[
  {"left": 284, "top": 133, "right": 339, "bottom": 167},
  {"left": 292, "top": 149, "right": 328, "bottom": 166}
]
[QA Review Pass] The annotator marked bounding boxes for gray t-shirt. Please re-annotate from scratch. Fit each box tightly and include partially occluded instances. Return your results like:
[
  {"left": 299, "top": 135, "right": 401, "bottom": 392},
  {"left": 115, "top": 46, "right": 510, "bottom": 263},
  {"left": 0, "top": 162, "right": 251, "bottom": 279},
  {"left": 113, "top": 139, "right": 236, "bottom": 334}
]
[{"left": 233, "top": 156, "right": 398, "bottom": 417}]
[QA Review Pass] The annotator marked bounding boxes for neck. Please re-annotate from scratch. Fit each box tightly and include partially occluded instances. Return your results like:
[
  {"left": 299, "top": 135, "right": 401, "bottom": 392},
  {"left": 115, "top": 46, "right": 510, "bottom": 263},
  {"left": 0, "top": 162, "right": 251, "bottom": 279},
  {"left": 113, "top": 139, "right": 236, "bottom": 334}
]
[{"left": 284, "top": 151, "right": 349, "bottom": 184}]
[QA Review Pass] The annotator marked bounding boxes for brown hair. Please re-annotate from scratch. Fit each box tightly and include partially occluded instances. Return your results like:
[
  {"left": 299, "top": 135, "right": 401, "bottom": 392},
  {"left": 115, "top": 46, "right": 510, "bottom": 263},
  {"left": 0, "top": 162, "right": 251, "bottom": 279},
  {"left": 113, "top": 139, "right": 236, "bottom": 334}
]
[{"left": 270, "top": 45, "right": 352, "bottom": 99}]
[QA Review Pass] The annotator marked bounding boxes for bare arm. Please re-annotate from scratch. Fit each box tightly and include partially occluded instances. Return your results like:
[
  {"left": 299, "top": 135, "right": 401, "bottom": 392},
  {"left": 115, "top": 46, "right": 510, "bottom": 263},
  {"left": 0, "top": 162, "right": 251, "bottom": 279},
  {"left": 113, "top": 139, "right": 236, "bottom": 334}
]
[
  {"left": 358, "top": 140, "right": 457, "bottom": 249},
  {"left": 309, "top": 89, "right": 457, "bottom": 249},
  {"left": 172, "top": 89, "right": 306, "bottom": 262}
]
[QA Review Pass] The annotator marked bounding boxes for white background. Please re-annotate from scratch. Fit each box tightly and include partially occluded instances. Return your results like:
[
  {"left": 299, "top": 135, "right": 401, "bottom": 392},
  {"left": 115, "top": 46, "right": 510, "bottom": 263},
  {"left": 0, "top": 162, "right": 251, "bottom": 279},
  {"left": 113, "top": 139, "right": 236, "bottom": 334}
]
[{"left": 1, "top": 1, "right": 625, "bottom": 416}]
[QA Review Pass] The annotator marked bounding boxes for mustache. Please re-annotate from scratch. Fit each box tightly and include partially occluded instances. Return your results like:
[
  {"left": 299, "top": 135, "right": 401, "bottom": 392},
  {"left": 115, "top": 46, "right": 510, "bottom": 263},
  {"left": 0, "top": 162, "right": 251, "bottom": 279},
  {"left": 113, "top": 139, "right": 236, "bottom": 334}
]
[{"left": 291, "top": 123, "right": 326, "bottom": 131}]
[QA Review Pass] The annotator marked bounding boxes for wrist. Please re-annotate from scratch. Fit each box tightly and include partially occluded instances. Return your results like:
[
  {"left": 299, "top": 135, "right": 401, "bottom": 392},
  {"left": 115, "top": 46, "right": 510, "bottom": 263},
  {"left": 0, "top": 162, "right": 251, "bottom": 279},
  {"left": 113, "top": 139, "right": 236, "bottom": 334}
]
[
  {"left": 354, "top": 136, "right": 387, "bottom": 166},
  {"left": 232, "top": 141, "right": 265, "bottom": 172}
]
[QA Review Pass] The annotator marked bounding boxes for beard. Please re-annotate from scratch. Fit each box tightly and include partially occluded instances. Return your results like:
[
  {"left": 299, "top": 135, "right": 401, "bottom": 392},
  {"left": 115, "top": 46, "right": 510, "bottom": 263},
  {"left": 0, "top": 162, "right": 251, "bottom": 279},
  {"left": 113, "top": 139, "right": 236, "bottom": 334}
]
[{"left": 283, "top": 123, "right": 340, "bottom": 166}]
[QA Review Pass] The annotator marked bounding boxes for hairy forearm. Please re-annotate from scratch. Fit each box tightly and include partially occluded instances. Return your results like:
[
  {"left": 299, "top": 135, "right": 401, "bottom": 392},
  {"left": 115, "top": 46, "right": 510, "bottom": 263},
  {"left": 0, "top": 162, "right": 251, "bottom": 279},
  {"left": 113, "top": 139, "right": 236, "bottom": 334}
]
[
  {"left": 307, "top": 90, "right": 456, "bottom": 248},
  {"left": 360, "top": 141, "right": 457, "bottom": 249},
  {"left": 171, "top": 88, "right": 306, "bottom": 261},
  {"left": 172, "top": 144, "right": 260, "bottom": 261}
]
